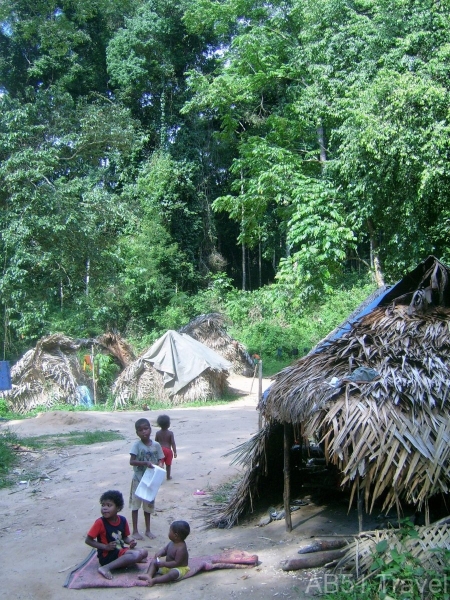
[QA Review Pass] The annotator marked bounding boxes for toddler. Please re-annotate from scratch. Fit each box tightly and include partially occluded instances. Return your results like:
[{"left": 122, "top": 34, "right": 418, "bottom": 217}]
[
  {"left": 138, "top": 520, "right": 190, "bottom": 586},
  {"left": 155, "top": 414, "right": 177, "bottom": 480}
]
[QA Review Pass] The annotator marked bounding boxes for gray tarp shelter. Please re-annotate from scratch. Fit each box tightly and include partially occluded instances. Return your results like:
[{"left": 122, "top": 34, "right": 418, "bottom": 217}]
[{"left": 142, "top": 330, "right": 232, "bottom": 396}]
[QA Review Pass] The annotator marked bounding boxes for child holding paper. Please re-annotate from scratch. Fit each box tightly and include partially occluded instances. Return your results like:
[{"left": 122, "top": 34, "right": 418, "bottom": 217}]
[{"left": 129, "top": 418, "right": 164, "bottom": 539}]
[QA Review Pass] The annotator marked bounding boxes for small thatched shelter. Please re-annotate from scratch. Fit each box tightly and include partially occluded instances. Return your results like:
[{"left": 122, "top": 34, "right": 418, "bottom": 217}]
[
  {"left": 214, "top": 256, "right": 450, "bottom": 529},
  {"left": 113, "top": 330, "right": 231, "bottom": 407},
  {"left": 1, "top": 332, "right": 135, "bottom": 413},
  {"left": 179, "top": 313, "right": 254, "bottom": 376}
]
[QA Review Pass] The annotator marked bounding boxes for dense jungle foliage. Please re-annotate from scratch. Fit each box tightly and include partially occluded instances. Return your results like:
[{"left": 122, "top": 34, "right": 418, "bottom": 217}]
[{"left": 0, "top": 0, "right": 449, "bottom": 361}]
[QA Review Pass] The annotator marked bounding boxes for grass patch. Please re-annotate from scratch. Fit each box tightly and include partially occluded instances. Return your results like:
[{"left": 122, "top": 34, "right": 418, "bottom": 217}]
[
  {"left": 20, "top": 429, "right": 124, "bottom": 449},
  {"left": 0, "top": 429, "right": 21, "bottom": 488},
  {"left": 0, "top": 429, "right": 124, "bottom": 488},
  {"left": 210, "top": 478, "right": 241, "bottom": 504}
]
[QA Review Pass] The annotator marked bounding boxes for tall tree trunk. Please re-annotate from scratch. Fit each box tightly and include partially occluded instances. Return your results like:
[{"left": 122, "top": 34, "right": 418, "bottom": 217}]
[
  {"left": 317, "top": 123, "right": 327, "bottom": 164},
  {"left": 247, "top": 247, "right": 251, "bottom": 291},
  {"left": 258, "top": 240, "right": 262, "bottom": 288},
  {"left": 242, "top": 240, "right": 246, "bottom": 291},
  {"left": 86, "top": 257, "right": 90, "bottom": 296},
  {"left": 241, "top": 174, "right": 246, "bottom": 291},
  {"left": 367, "top": 219, "right": 385, "bottom": 287}
]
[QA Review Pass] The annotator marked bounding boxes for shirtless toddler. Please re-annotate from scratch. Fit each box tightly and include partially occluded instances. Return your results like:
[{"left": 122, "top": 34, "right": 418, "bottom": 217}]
[
  {"left": 138, "top": 520, "right": 190, "bottom": 586},
  {"left": 155, "top": 414, "right": 177, "bottom": 480}
]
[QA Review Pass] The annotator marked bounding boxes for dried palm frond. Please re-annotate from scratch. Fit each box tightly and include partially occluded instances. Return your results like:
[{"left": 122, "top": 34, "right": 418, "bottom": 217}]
[
  {"left": 179, "top": 313, "right": 253, "bottom": 375},
  {"left": 96, "top": 332, "right": 135, "bottom": 368},
  {"left": 203, "top": 423, "right": 274, "bottom": 528},
  {"left": 336, "top": 521, "right": 450, "bottom": 580}
]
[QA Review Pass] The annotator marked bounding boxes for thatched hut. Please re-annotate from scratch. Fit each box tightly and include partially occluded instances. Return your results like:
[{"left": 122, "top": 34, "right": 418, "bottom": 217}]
[
  {"left": 1, "top": 334, "right": 91, "bottom": 413},
  {"left": 215, "top": 256, "right": 450, "bottom": 529},
  {"left": 1, "top": 332, "right": 135, "bottom": 413},
  {"left": 113, "top": 330, "right": 232, "bottom": 407},
  {"left": 179, "top": 313, "right": 254, "bottom": 376}
]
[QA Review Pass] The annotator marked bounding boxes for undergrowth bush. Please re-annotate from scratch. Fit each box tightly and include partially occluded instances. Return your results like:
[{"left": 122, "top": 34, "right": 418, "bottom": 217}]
[
  {"left": 126, "top": 270, "right": 376, "bottom": 363},
  {"left": 0, "top": 429, "right": 20, "bottom": 487}
]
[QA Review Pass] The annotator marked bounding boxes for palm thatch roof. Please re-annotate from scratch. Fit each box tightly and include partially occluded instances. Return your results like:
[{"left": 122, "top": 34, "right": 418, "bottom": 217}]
[
  {"left": 1, "top": 332, "right": 134, "bottom": 413},
  {"left": 213, "top": 256, "right": 450, "bottom": 528},
  {"left": 113, "top": 330, "right": 231, "bottom": 407},
  {"left": 179, "top": 313, "right": 254, "bottom": 375}
]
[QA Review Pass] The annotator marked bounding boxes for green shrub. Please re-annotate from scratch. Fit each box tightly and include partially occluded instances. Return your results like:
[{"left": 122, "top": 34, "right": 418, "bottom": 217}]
[{"left": 0, "top": 398, "right": 9, "bottom": 417}]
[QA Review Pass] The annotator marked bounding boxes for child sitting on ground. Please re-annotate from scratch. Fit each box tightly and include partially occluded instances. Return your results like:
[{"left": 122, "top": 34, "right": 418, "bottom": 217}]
[
  {"left": 85, "top": 490, "right": 148, "bottom": 580},
  {"left": 155, "top": 414, "right": 177, "bottom": 480},
  {"left": 138, "top": 520, "right": 190, "bottom": 586},
  {"left": 129, "top": 417, "right": 164, "bottom": 539}
]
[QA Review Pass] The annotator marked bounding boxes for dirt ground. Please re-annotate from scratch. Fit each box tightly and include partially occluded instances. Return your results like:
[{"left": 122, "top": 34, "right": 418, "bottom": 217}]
[{"left": 0, "top": 375, "right": 378, "bottom": 600}]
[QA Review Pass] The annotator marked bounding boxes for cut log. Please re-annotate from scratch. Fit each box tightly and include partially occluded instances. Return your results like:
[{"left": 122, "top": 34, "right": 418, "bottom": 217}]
[
  {"left": 297, "top": 538, "right": 350, "bottom": 554},
  {"left": 281, "top": 549, "right": 346, "bottom": 571}
]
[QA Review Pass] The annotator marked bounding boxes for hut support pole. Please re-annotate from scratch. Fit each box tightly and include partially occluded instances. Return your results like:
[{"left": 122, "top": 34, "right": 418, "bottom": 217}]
[
  {"left": 357, "top": 478, "right": 363, "bottom": 533},
  {"left": 284, "top": 423, "right": 292, "bottom": 532},
  {"left": 258, "top": 360, "right": 263, "bottom": 429}
]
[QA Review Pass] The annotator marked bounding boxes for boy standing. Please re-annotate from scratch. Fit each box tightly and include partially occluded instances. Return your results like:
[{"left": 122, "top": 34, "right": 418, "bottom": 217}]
[
  {"left": 129, "top": 418, "right": 164, "bottom": 539},
  {"left": 138, "top": 520, "right": 190, "bottom": 586},
  {"left": 85, "top": 490, "right": 148, "bottom": 580},
  {"left": 155, "top": 414, "right": 177, "bottom": 480}
]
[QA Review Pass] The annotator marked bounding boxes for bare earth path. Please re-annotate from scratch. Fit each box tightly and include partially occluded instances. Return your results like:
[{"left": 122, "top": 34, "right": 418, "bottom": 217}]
[{"left": 0, "top": 375, "right": 374, "bottom": 600}]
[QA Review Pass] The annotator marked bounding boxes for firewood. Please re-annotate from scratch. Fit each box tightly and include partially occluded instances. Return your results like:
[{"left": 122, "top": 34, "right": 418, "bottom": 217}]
[{"left": 281, "top": 549, "right": 346, "bottom": 571}]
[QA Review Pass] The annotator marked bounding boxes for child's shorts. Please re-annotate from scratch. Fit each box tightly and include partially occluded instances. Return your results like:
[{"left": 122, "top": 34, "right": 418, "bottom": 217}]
[
  {"left": 162, "top": 447, "right": 173, "bottom": 466},
  {"left": 98, "top": 547, "right": 128, "bottom": 566},
  {"left": 129, "top": 479, "right": 155, "bottom": 512},
  {"left": 158, "top": 566, "right": 190, "bottom": 580}
]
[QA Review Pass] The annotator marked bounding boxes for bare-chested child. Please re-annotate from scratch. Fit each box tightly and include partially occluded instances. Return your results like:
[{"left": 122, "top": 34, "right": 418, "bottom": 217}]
[
  {"left": 155, "top": 414, "right": 177, "bottom": 480},
  {"left": 85, "top": 490, "right": 148, "bottom": 580},
  {"left": 138, "top": 520, "right": 190, "bottom": 586}
]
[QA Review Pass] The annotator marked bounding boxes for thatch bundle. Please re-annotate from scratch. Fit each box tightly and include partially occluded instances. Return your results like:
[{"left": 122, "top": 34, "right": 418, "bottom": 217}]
[
  {"left": 336, "top": 518, "right": 450, "bottom": 581},
  {"left": 179, "top": 313, "right": 254, "bottom": 375},
  {"left": 1, "top": 334, "right": 89, "bottom": 413},
  {"left": 113, "top": 358, "right": 228, "bottom": 407}
]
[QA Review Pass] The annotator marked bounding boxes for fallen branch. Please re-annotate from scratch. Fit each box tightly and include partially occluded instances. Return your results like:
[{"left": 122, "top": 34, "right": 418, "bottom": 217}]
[
  {"left": 298, "top": 538, "right": 351, "bottom": 554},
  {"left": 281, "top": 549, "right": 346, "bottom": 571}
]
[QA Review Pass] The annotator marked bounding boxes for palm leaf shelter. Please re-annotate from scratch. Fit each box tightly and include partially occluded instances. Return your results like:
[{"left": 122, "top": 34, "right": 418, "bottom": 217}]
[{"left": 218, "top": 256, "right": 450, "bottom": 531}]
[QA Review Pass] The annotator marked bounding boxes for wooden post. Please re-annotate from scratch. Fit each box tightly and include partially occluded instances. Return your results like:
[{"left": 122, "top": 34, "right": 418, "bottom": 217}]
[
  {"left": 357, "top": 477, "right": 363, "bottom": 533},
  {"left": 284, "top": 423, "right": 292, "bottom": 531},
  {"left": 258, "top": 360, "right": 263, "bottom": 429},
  {"left": 91, "top": 345, "right": 96, "bottom": 405}
]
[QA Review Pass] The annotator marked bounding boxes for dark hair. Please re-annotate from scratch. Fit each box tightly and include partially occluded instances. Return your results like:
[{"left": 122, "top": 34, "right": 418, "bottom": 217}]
[
  {"left": 156, "top": 414, "right": 170, "bottom": 429},
  {"left": 135, "top": 418, "right": 150, "bottom": 430},
  {"left": 171, "top": 520, "right": 190, "bottom": 540},
  {"left": 100, "top": 490, "right": 124, "bottom": 511}
]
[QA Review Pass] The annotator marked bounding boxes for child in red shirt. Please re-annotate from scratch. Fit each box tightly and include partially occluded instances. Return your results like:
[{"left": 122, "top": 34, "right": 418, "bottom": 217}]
[{"left": 85, "top": 490, "right": 148, "bottom": 580}]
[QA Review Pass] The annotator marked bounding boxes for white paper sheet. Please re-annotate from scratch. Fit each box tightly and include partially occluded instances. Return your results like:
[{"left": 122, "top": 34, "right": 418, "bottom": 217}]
[{"left": 134, "top": 465, "right": 166, "bottom": 502}]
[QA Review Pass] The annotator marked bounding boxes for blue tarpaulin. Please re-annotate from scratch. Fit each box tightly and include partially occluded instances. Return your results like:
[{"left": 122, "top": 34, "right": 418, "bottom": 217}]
[{"left": 0, "top": 361, "right": 12, "bottom": 391}]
